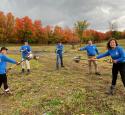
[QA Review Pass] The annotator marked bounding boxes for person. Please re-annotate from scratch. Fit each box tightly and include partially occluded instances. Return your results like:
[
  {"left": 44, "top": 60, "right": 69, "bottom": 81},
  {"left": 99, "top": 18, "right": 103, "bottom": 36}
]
[
  {"left": 93, "top": 38, "right": 125, "bottom": 95},
  {"left": 20, "top": 40, "right": 32, "bottom": 74},
  {"left": 55, "top": 41, "right": 64, "bottom": 69},
  {"left": 0, "top": 47, "right": 19, "bottom": 94},
  {"left": 79, "top": 40, "right": 100, "bottom": 75}
]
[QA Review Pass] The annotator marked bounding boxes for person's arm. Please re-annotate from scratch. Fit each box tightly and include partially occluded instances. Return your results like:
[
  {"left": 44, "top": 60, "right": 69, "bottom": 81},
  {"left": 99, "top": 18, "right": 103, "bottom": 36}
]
[
  {"left": 29, "top": 46, "right": 32, "bottom": 52},
  {"left": 62, "top": 45, "right": 64, "bottom": 50},
  {"left": 2, "top": 55, "right": 17, "bottom": 64},
  {"left": 115, "top": 47, "right": 125, "bottom": 63},
  {"left": 28, "top": 46, "right": 32, "bottom": 53},
  {"left": 79, "top": 46, "right": 87, "bottom": 51},
  {"left": 95, "top": 46, "right": 99, "bottom": 55},
  {"left": 62, "top": 45, "right": 64, "bottom": 53},
  {"left": 96, "top": 51, "right": 110, "bottom": 59},
  {"left": 20, "top": 46, "right": 25, "bottom": 52},
  {"left": 55, "top": 45, "right": 58, "bottom": 54}
]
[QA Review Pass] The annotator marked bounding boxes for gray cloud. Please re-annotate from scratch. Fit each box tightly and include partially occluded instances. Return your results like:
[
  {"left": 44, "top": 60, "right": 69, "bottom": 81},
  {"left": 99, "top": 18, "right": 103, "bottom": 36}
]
[{"left": 0, "top": 0, "right": 125, "bottom": 31}]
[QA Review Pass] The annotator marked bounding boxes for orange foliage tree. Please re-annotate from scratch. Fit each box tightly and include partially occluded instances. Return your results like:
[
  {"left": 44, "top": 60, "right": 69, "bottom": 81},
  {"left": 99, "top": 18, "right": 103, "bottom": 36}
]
[
  {"left": 14, "top": 16, "right": 34, "bottom": 43},
  {"left": 0, "top": 10, "right": 124, "bottom": 44}
]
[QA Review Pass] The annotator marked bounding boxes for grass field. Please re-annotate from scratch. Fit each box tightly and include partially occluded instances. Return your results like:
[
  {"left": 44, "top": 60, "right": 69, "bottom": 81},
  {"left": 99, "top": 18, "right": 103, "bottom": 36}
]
[{"left": 0, "top": 40, "right": 125, "bottom": 115}]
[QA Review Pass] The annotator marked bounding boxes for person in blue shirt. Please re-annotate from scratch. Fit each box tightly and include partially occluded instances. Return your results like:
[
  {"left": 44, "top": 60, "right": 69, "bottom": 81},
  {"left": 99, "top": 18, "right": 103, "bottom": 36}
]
[
  {"left": 55, "top": 41, "right": 64, "bottom": 69},
  {"left": 79, "top": 40, "right": 100, "bottom": 75},
  {"left": 20, "top": 40, "right": 32, "bottom": 74},
  {"left": 0, "top": 47, "right": 18, "bottom": 94},
  {"left": 93, "top": 38, "right": 125, "bottom": 95}
]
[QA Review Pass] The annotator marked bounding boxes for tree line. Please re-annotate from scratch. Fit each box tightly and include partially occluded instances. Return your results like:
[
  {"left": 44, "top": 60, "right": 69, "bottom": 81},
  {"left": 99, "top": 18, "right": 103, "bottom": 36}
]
[{"left": 0, "top": 11, "right": 124, "bottom": 44}]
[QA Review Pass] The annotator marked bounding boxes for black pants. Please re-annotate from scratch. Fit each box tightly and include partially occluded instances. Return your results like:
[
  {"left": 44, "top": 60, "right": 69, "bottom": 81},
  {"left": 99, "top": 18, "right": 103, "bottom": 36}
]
[
  {"left": 0, "top": 74, "right": 8, "bottom": 90},
  {"left": 112, "top": 63, "right": 125, "bottom": 86}
]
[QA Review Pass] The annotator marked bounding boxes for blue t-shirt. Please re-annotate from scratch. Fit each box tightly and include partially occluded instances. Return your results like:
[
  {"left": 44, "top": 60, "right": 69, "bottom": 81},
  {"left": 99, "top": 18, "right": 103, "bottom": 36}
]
[
  {"left": 20, "top": 45, "right": 31, "bottom": 58},
  {"left": 56, "top": 44, "right": 64, "bottom": 54},
  {"left": 80, "top": 45, "right": 99, "bottom": 56},
  {"left": 0, "top": 54, "right": 16, "bottom": 74},
  {"left": 97, "top": 46, "right": 125, "bottom": 63}
]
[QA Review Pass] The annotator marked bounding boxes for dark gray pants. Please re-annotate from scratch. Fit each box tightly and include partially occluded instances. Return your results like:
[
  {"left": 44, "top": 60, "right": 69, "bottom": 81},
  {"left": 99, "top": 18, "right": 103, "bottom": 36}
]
[
  {"left": 112, "top": 63, "right": 125, "bottom": 86},
  {"left": 0, "top": 74, "right": 8, "bottom": 90}
]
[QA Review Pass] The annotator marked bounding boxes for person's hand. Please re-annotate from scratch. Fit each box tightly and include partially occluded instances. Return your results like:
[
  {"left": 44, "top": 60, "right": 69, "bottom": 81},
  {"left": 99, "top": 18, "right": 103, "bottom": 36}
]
[
  {"left": 16, "top": 62, "right": 20, "bottom": 65},
  {"left": 7, "top": 67, "right": 12, "bottom": 71},
  {"left": 112, "top": 60, "right": 117, "bottom": 63},
  {"left": 55, "top": 50, "right": 57, "bottom": 53},
  {"left": 20, "top": 49, "right": 26, "bottom": 52},
  {"left": 78, "top": 48, "right": 80, "bottom": 51},
  {"left": 89, "top": 57, "right": 97, "bottom": 61}
]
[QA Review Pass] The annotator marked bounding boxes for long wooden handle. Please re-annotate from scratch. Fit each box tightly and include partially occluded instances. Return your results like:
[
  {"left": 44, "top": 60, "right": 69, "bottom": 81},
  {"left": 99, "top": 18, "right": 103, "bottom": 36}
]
[{"left": 7, "top": 60, "right": 25, "bottom": 73}]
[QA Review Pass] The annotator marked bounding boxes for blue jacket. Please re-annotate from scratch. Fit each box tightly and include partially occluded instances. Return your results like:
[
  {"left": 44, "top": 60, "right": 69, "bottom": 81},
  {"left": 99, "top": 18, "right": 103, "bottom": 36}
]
[
  {"left": 80, "top": 45, "right": 99, "bottom": 56},
  {"left": 56, "top": 44, "right": 64, "bottom": 54},
  {"left": 97, "top": 46, "right": 125, "bottom": 63},
  {"left": 20, "top": 45, "right": 31, "bottom": 58},
  {"left": 0, "top": 54, "right": 16, "bottom": 74}
]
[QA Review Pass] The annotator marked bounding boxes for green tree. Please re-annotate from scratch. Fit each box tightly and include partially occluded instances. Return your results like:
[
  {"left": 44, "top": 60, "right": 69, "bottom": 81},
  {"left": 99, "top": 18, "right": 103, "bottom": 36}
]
[
  {"left": 74, "top": 20, "right": 90, "bottom": 44},
  {"left": 112, "top": 31, "right": 122, "bottom": 39}
]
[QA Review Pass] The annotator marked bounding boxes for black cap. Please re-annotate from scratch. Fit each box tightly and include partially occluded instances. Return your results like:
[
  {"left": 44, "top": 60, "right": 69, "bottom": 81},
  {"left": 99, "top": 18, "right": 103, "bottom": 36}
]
[
  {"left": 24, "top": 39, "right": 28, "bottom": 43},
  {"left": 0, "top": 47, "right": 8, "bottom": 51}
]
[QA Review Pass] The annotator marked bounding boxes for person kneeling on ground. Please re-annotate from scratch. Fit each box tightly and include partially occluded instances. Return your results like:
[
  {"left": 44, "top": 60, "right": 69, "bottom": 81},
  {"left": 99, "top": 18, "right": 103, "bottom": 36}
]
[{"left": 0, "top": 47, "right": 19, "bottom": 94}]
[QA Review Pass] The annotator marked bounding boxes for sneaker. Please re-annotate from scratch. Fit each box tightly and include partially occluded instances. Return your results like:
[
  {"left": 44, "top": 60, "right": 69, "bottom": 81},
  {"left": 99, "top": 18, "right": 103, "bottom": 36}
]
[
  {"left": 61, "top": 65, "right": 65, "bottom": 67},
  {"left": 95, "top": 72, "right": 101, "bottom": 75},
  {"left": 106, "top": 85, "right": 115, "bottom": 95},
  {"left": 27, "top": 69, "right": 30, "bottom": 74},
  {"left": 5, "top": 91, "right": 13, "bottom": 95},
  {"left": 21, "top": 69, "right": 25, "bottom": 74},
  {"left": 4, "top": 89, "right": 13, "bottom": 95}
]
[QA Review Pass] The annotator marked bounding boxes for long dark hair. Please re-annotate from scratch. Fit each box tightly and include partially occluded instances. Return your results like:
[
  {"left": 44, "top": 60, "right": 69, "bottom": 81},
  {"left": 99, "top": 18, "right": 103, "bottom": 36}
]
[{"left": 107, "top": 38, "right": 118, "bottom": 49}]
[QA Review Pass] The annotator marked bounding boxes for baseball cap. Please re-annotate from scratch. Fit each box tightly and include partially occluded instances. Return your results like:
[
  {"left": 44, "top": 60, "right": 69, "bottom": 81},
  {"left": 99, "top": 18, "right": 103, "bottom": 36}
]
[{"left": 0, "top": 47, "right": 8, "bottom": 51}]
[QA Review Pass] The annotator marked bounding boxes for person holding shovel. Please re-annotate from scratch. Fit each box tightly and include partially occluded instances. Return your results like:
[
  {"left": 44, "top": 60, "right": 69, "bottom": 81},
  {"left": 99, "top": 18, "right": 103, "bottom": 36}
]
[
  {"left": 20, "top": 40, "right": 32, "bottom": 74},
  {"left": 91, "top": 38, "right": 125, "bottom": 95},
  {"left": 0, "top": 47, "right": 19, "bottom": 94},
  {"left": 78, "top": 40, "right": 100, "bottom": 75}
]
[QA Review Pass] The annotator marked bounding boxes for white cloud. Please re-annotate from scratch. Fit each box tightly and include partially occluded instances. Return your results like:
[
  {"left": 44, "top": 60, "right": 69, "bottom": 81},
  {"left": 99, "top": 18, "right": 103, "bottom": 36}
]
[
  {"left": 100, "top": 7, "right": 111, "bottom": 15},
  {"left": 0, "top": 0, "right": 125, "bottom": 31},
  {"left": 110, "top": 16, "right": 125, "bottom": 31},
  {"left": 55, "top": 21, "right": 65, "bottom": 27}
]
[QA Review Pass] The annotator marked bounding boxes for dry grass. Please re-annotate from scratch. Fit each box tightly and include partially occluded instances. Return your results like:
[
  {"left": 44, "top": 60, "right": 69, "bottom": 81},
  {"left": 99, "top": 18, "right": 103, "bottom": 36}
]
[{"left": 0, "top": 39, "right": 125, "bottom": 115}]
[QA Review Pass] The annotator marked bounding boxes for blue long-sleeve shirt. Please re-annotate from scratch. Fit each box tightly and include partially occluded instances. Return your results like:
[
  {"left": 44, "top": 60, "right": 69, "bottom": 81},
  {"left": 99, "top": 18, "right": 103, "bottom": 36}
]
[
  {"left": 56, "top": 44, "right": 64, "bottom": 54},
  {"left": 0, "top": 54, "right": 16, "bottom": 74},
  {"left": 97, "top": 46, "right": 125, "bottom": 63},
  {"left": 80, "top": 45, "right": 99, "bottom": 56},
  {"left": 20, "top": 45, "right": 31, "bottom": 58}
]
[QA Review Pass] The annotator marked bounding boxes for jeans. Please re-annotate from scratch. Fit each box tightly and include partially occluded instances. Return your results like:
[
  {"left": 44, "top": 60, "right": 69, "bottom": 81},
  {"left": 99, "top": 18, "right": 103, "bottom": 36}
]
[{"left": 56, "top": 53, "right": 63, "bottom": 68}]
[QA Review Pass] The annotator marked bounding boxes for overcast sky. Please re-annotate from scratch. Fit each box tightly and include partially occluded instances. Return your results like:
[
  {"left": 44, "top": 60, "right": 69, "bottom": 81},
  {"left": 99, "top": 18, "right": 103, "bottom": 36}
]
[{"left": 0, "top": 0, "right": 125, "bottom": 31}]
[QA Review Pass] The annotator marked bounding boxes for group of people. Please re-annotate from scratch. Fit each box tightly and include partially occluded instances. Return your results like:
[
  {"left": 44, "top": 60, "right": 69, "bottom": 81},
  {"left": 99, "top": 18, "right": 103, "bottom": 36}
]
[
  {"left": 0, "top": 38, "right": 125, "bottom": 95},
  {"left": 81, "top": 38, "right": 125, "bottom": 95},
  {"left": 56, "top": 38, "right": 125, "bottom": 95}
]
